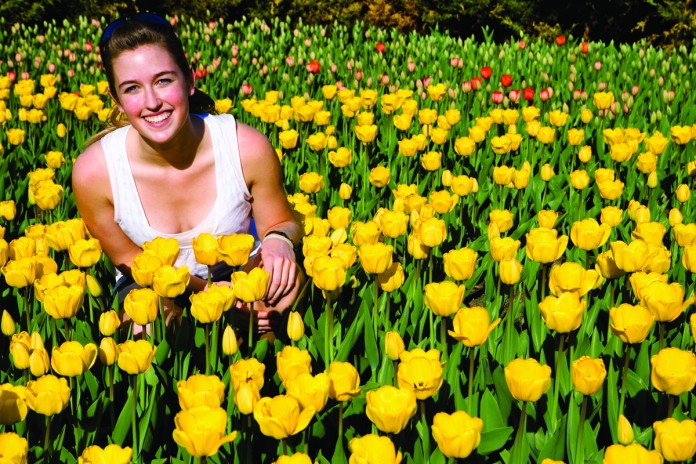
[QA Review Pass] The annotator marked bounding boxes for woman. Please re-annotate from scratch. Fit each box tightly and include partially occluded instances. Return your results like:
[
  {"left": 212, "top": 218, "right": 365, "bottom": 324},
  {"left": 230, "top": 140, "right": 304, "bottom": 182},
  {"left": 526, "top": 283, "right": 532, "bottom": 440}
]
[{"left": 72, "top": 13, "right": 303, "bottom": 332}]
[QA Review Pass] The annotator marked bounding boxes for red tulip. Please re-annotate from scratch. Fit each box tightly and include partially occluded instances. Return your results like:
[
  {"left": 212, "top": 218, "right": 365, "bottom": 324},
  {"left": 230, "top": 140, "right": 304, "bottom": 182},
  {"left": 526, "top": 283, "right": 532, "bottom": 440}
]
[
  {"left": 307, "top": 60, "right": 320, "bottom": 74},
  {"left": 480, "top": 66, "right": 492, "bottom": 79},
  {"left": 581, "top": 42, "right": 589, "bottom": 53},
  {"left": 376, "top": 42, "right": 386, "bottom": 53},
  {"left": 471, "top": 76, "right": 482, "bottom": 90},
  {"left": 85, "top": 42, "right": 93, "bottom": 52},
  {"left": 8, "top": 71, "right": 16, "bottom": 82},
  {"left": 519, "top": 39, "right": 526, "bottom": 50},
  {"left": 501, "top": 74, "right": 512, "bottom": 87},
  {"left": 194, "top": 67, "right": 207, "bottom": 79},
  {"left": 407, "top": 61, "right": 415, "bottom": 72},
  {"left": 556, "top": 35, "right": 566, "bottom": 45},
  {"left": 540, "top": 88, "right": 550, "bottom": 101},
  {"left": 241, "top": 83, "right": 253, "bottom": 95},
  {"left": 523, "top": 87, "right": 534, "bottom": 101},
  {"left": 355, "top": 70, "right": 363, "bottom": 81},
  {"left": 492, "top": 91, "right": 504, "bottom": 104},
  {"left": 509, "top": 89, "right": 520, "bottom": 102}
]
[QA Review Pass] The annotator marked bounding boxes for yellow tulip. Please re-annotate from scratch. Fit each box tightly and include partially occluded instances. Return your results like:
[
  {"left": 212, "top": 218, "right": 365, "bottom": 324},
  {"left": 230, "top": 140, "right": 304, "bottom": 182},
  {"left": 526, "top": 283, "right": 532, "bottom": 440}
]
[
  {"left": 355, "top": 124, "right": 378, "bottom": 143},
  {"left": 449, "top": 306, "right": 500, "bottom": 347},
  {"left": 24, "top": 374, "right": 71, "bottom": 416},
  {"left": 189, "top": 288, "right": 229, "bottom": 324},
  {"left": 349, "top": 434, "right": 402, "bottom": 464},
  {"left": 327, "top": 361, "right": 361, "bottom": 402},
  {"left": 117, "top": 339, "right": 157, "bottom": 375},
  {"left": 432, "top": 410, "right": 483, "bottom": 459},
  {"left": 173, "top": 406, "right": 237, "bottom": 457},
  {"left": 78, "top": 444, "right": 133, "bottom": 464},
  {"left": 602, "top": 443, "right": 662, "bottom": 464},
  {"left": 0, "top": 432, "right": 28, "bottom": 463},
  {"left": 652, "top": 418, "right": 696, "bottom": 463},
  {"left": 365, "top": 385, "right": 417, "bottom": 434},
  {"left": 640, "top": 281, "right": 694, "bottom": 322},
  {"left": 285, "top": 372, "right": 330, "bottom": 412},
  {"left": 670, "top": 125, "right": 693, "bottom": 144},
  {"left": 51, "top": 341, "right": 97, "bottom": 377},
  {"left": 141, "top": 236, "right": 179, "bottom": 266},
  {"left": 130, "top": 252, "right": 163, "bottom": 287},
  {"left": 276, "top": 346, "right": 312, "bottom": 385},
  {"left": 2, "top": 257, "right": 37, "bottom": 288},
  {"left": 384, "top": 331, "right": 405, "bottom": 361},
  {"left": 617, "top": 414, "right": 635, "bottom": 445},
  {"left": 593, "top": 91, "right": 614, "bottom": 110},
  {"left": 609, "top": 303, "right": 655, "bottom": 344},
  {"left": 610, "top": 240, "right": 650, "bottom": 272},
  {"left": 68, "top": 238, "right": 102, "bottom": 268},
  {"left": 504, "top": 358, "right": 552, "bottom": 402},
  {"left": 499, "top": 258, "right": 523, "bottom": 285},
  {"left": 190, "top": 233, "right": 220, "bottom": 266},
  {"left": 230, "top": 357, "right": 265, "bottom": 392},
  {"left": 539, "top": 292, "right": 587, "bottom": 333},
  {"left": 123, "top": 287, "right": 158, "bottom": 326},
  {"left": 525, "top": 227, "right": 568, "bottom": 263},
  {"left": 420, "top": 151, "right": 442, "bottom": 171},
  {"left": 489, "top": 209, "right": 514, "bottom": 233},
  {"left": 443, "top": 247, "right": 477, "bottom": 281},
  {"left": 569, "top": 170, "right": 590, "bottom": 190},
  {"left": 454, "top": 136, "right": 476, "bottom": 156},
  {"left": 368, "top": 166, "right": 390, "bottom": 188},
  {"left": 177, "top": 374, "right": 225, "bottom": 411},
  {"left": 231, "top": 267, "right": 269, "bottom": 303},
  {"left": 376, "top": 262, "right": 405, "bottom": 292},
  {"left": 397, "top": 348, "right": 443, "bottom": 400},
  {"left": 98, "top": 337, "right": 118, "bottom": 366},
  {"left": 418, "top": 217, "right": 446, "bottom": 247},
  {"left": 358, "top": 243, "right": 393, "bottom": 275},
  {"left": 274, "top": 453, "right": 313, "bottom": 464},
  {"left": 548, "top": 262, "right": 601, "bottom": 297},
  {"left": 43, "top": 284, "right": 84, "bottom": 320},
  {"left": 253, "top": 395, "right": 315, "bottom": 439},
  {"left": 570, "top": 218, "right": 611, "bottom": 250},
  {"left": 98, "top": 310, "right": 121, "bottom": 337},
  {"left": 424, "top": 281, "right": 465, "bottom": 317},
  {"left": 217, "top": 233, "right": 255, "bottom": 267},
  {"left": 571, "top": 356, "right": 606, "bottom": 395},
  {"left": 489, "top": 236, "right": 521, "bottom": 262},
  {"left": 650, "top": 347, "right": 696, "bottom": 395},
  {"left": 1, "top": 309, "right": 15, "bottom": 336},
  {"left": 674, "top": 223, "right": 696, "bottom": 247},
  {"left": 0, "top": 384, "right": 28, "bottom": 425},
  {"left": 310, "top": 255, "right": 347, "bottom": 292}
]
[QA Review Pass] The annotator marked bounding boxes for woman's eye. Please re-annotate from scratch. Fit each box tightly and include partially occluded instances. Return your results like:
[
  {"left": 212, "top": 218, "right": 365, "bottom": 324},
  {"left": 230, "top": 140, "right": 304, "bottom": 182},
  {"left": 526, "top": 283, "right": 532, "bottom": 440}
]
[
  {"left": 157, "top": 78, "right": 172, "bottom": 86},
  {"left": 123, "top": 85, "right": 137, "bottom": 94}
]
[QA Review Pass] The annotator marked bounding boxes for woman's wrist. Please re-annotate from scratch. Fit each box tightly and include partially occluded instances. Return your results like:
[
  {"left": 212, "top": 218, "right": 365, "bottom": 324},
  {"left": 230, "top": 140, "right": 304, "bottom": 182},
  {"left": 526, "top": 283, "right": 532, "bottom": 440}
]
[{"left": 263, "top": 231, "right": 295, "bottom": 249}]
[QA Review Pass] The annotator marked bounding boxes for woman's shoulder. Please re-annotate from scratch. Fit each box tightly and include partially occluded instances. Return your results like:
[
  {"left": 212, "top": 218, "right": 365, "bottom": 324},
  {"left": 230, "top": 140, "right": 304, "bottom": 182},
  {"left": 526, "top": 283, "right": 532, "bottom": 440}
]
[
  {"left": 72, "top": 140, "right": 109, "bottom": 188},
  {"left": 236, "top": 121, "right": 275, "bottom": 160}
]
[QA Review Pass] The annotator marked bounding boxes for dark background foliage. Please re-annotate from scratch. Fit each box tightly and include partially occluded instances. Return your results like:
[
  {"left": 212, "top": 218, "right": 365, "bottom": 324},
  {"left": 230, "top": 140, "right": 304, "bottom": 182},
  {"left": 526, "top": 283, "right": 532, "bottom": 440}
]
[{"left": 1, "top": 0, "right": 694, "bottom": 47}]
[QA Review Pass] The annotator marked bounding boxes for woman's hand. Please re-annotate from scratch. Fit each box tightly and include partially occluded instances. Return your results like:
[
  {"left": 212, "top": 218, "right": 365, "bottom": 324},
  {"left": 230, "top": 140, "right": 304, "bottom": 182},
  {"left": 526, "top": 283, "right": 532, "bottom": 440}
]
[{"left": 259, "top": 236, "right": 300, "bottom": 306}]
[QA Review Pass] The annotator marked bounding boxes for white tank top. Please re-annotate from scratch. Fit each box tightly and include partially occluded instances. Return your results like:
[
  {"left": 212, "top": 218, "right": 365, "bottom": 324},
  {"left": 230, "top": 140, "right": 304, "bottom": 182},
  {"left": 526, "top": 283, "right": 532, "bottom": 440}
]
[{"left": 101, "top": 113, "right": 254, "bottom": 279}]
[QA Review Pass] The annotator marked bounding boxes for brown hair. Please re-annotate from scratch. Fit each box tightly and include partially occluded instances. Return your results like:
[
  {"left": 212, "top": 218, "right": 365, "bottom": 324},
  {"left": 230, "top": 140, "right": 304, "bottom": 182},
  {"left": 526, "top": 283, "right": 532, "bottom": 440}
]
[{"left": 85, "top": 14, "right": 215, "bottom": 147}]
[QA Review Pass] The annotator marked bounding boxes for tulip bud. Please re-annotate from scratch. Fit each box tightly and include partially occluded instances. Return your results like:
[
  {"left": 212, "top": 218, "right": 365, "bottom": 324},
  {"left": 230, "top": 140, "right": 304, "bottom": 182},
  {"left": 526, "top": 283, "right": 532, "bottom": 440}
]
[
  {"left": 668, "top": 208, "right": 683, "bottom": 227},
  {"left": 222, "top": 325, "right": 238, "bottom": 356},
  {"left": 676, "top": 184, "right": 691, "bottom": 203},
  {"left": 286, "top": 311, "right": 305, "bottom": 341},
  {"left": 85, "top": 274, "right": 102, "bottom": 297},
  {"left": 234, "top": 380, "right": 260, "bottom": 415},
  {"left": 98, "top": 310, "right": 121, "bottom": 337},
  {"left": 98, "top": 337, "right": 118, "bottom": 366},
  {"left": 29, "top": 348, "right": 51, "bottom": 377},
  {"left": 1, "top": 309, "right": 16, "bottom": 336},
  {"left": 617, "top": 414, "right": 634, "bottom": 445},
  {"left": 647, "top": 171, "right": 658, "bottom": 188},
  {"left": 385, "top": 331, "right": 405, "bottom": 361},
  {"left": 339, "top": 183, "right": 352, "bottom": 200}
]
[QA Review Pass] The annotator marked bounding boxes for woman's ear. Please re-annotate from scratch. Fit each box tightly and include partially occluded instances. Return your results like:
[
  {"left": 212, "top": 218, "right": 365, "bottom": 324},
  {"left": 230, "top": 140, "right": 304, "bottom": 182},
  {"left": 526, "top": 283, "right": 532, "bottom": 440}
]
[{"left": 189, "top": 69, "right": 196, "bottom": 96}]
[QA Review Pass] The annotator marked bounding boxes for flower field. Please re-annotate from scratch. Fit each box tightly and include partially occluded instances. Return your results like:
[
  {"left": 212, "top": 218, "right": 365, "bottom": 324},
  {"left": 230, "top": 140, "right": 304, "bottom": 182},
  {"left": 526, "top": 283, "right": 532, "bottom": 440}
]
[{"left": 1, "top": 13, "right": 696, "bottom": 464}]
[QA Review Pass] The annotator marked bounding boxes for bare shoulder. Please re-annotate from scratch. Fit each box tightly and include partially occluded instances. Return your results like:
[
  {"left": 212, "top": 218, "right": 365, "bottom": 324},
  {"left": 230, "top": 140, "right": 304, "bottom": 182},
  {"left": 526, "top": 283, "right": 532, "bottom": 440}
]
[
  {"left": 71, "top": 141, "right": 111, "bottom": 199},
  {"left": 236, "top": 121, "right": 277, "bottom": 164}
]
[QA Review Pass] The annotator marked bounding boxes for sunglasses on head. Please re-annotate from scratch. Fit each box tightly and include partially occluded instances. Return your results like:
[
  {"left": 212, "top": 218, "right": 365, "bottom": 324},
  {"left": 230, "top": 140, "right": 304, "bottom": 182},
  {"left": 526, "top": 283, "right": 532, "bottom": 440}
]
[{"left": 99, "top": 12, "right": 172, "bottom": 50}]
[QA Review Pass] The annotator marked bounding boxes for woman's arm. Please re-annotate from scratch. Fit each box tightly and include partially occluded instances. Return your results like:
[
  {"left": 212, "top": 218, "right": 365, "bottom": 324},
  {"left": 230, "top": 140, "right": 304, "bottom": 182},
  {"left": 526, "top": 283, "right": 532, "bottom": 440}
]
[{"left": 237, "top": 122, "right": 303, "bottom": 309}]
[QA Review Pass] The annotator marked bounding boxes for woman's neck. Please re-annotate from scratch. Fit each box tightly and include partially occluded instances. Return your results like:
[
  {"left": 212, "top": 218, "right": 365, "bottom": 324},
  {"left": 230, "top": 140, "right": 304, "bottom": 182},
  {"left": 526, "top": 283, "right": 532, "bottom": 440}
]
[{"left": 136, "top": 115, "right": 204, "bottom": 170}]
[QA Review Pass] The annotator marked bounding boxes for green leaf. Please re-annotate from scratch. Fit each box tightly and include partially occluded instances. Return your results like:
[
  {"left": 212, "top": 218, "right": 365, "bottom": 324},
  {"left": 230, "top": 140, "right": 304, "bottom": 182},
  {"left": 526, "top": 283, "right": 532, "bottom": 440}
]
[
  {"left": 480, "top": 388, "right": 505, "bottom": 430},
  {"left": 112, "top": 391, "right": 133, "bottom": 445},
  {"left": 478, "top": 426, "right": 514, "bottom": 455}
]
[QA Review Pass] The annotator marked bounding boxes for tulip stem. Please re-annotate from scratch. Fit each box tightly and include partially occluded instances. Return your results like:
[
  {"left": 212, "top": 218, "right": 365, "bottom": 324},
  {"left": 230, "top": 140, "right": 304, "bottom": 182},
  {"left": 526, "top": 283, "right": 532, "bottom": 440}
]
[
  {"left": 468, "top": 347, "right": 476, "bottom": 415},
  {"left": 248, "top": 301, "right": 254, "bottom": 350},
  {"left": 551, "top": 333, "right": 565, "bottom": 431},
  {"left": 324, "top": 293, "right": 334, "bottom": 368},
  {"left": 441, "top": 317, "right": 449, "bottom": 362},
  {"left": 667, "top": 395, "right": 674, "bottom": 418},
  {"left": 44, "top": 414, "right": 52, "bottom": 461},
  {"left": 373, "top": 281, "right": 379, "bottom": 339},
  {"left": 512, "top": 401, "right": 527, "bottom": 464},
  {"left": 23, "top": 287, "right": 31, "bottom": 332},
  {"left": 618, "top": 345, "right": 631, "bottom": 415},
  {"left": 205, "top": 323, "right": 211, "bottom": 375},
  {"left": 419, "top": 400, "right": 430, "bottom": 461},
  {"left": 576, "top": 395, "right": 588, "bottom": 464},
  {"left": 131, "top": 375, "right": 138, "bottom": 460},
  {"left": 659, "top": 322, "right": 665, "bottom": 351}
]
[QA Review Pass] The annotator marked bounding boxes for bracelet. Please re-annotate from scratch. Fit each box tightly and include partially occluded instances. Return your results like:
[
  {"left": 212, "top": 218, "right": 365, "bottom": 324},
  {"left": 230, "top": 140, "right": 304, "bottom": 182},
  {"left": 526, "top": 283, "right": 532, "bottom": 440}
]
[{"left": 263, "top": 231, "right": 295, "bottom": 248}]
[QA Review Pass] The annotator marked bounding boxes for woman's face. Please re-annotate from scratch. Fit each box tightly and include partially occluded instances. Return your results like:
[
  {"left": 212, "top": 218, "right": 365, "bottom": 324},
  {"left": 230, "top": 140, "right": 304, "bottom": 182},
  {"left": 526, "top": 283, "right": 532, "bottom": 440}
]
[{"left": 111, "top": 43, "right": 194, "bottom": 147}]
